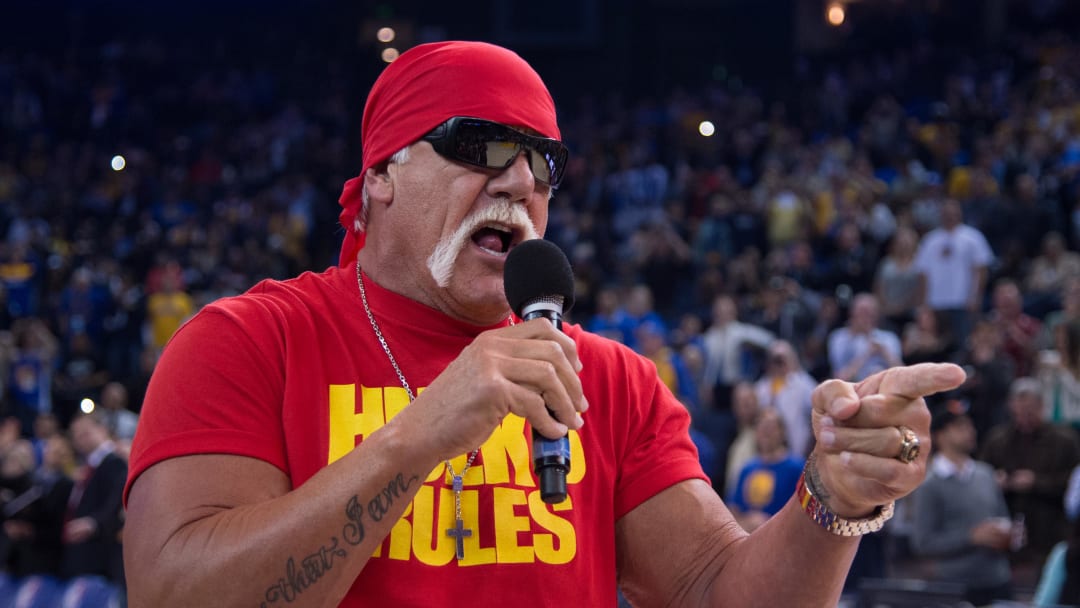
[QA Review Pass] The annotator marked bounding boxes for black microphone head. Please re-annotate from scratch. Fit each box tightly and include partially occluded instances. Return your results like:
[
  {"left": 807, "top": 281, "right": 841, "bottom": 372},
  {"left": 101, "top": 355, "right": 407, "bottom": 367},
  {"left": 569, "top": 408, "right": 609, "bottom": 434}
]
[{"left": 504, "top": 239, "right": 575, "bottom": 317}]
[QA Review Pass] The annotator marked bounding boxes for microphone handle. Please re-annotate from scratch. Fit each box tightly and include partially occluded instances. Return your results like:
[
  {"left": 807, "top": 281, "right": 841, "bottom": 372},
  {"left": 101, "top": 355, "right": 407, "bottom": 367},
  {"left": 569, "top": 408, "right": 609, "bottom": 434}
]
[{"left": 522, "top": 308, "right": 571, "bottom": 504}]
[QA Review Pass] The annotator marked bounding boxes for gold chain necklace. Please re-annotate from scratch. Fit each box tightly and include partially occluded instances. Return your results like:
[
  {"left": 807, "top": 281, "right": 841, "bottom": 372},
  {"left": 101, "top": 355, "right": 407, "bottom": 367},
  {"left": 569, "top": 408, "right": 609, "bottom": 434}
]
[{"left": 356, "top": 261, "right": 510, "bottom": 560}]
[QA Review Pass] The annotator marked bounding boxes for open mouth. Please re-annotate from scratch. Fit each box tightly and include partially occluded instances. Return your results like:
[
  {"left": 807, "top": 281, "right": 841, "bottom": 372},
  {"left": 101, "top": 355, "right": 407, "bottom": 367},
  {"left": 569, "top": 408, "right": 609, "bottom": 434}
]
[{"left": 470, "top": 223, "right": 519, "bottom": 255}]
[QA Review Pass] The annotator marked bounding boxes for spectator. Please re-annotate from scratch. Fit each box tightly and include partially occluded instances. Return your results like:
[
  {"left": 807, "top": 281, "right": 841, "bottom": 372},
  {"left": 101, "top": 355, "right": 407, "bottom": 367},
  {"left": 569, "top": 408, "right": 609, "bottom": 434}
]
[
  {"left": 753, "top": 340, "right": 816, "bottom": 458},
  {"left": 910, "top": 408, "right": 1014, "bottom": 606},
  {"left": 914, "top": 198, "right": 994, "bottom": 347},
  {"left": 748, "top": 276, "right": 817, "bottom": 347},
  {"left": 61, "top": 414, "right": 127, "bottom": 587},
  {"left": 6, "top": 319, "right": 58, "bottom": 436},
  {"left": 722, "top": 382, "right": 761, "bottom": 498},
  {"left": 0, "top": 436, "right": 74, "bottom": 577},
  {"left": 874, "top": 227, "right": 924, "bottom": 334},
  {"left": 608, "top": 284, "right": 666, "bottom": 351},
  {"left": 1038, "top": 319, "right": 1080, "bottom": 429},
  {"left": 1039, "top": 277, "right": 1080, "bottom": 352},
  {"left": 96, "top": 382, "right": 139, "bottom": 442},
  {"left": 955, "top": 319, "right": 1015, "bottom": 448},
  {"left": 987, "top": 279, "right": 1043, "bottom": 378},
  {"left": 1026, "top": 232, "right": 1080, "bottom": 319},
  {"left": 56, "top": 267, "right": 111, "bottom": 348},
  {"left": 585, "top": 285, "right": 627, "bottom": 343},
  {"left": 145, "top": 271, "right": 195, "bottom": 351},
  {"left": 981, "top": 378, "right": 1080, "bottom": 584},
  {"left": 1032, "top": 465, "right": 1080, "bottom": 606},
  {"left": 0, "top": 242, "right": 43, "bottom": 320},
  {"left": 700, "top": 294, "right": 773, "bottom": 409},
  {"left": 901, "top": 305, "right": 955, "bottom": 366},
  {"left": 727, "top": 408, "right": 804, "bottom": 532},
  {"left": 827, "top": 293, "right": 903, "bottom": 382},
  {"left": 52, "top": 333, "right": 109, "bottom": 427},
  {"left": 822, "top": 221, "right": 877, "bottom": 295}
]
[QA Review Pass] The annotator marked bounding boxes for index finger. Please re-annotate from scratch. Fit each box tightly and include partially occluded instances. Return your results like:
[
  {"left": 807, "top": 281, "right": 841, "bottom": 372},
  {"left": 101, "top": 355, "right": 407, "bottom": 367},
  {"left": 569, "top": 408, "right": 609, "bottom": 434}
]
[{"left": 855, "top": 363, "right": 966, "bottom": 401}]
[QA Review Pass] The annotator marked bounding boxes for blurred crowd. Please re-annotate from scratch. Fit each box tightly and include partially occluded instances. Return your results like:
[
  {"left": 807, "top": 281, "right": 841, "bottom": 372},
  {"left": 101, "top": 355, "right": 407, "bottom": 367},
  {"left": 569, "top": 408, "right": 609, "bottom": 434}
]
[{"left": 5, "top": 10, "right": 1080, "bottom": 606}]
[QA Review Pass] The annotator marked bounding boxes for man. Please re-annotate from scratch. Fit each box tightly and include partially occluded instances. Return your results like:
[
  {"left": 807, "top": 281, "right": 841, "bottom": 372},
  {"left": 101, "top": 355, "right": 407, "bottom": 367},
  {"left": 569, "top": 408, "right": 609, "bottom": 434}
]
[
  {"left": 910, "top": 408, "right": 1013, "bottom": 606},
  {"left": 63, "top": 413, "right": 127, "bottom": 586},
  {"left": 981, "top": 378, "right": 1080, "bottom": 582},
  {"left": 828, "top": 293, "right": 903, "bottom": 382},
  {"left": 122, "top": 41, "right": 964, "bottom": 607},
  {"left": 97, "top": 381, "right": 139, "bottom": 442},
  {"left": 700, "top": 294, "right": 774, "bottom": 409},
  {"left": 986, "top": 279, "right": 1042, "bottom": 378},
  {"left": 914, "top": 198, "right": 994, "bottom": 346}
]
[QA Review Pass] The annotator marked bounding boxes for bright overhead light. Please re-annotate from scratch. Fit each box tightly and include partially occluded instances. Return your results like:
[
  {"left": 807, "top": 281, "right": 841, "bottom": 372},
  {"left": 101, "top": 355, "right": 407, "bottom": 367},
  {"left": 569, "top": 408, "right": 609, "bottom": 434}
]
[{"left": 827, "top": 3, "right": 846, "bottom": 27}]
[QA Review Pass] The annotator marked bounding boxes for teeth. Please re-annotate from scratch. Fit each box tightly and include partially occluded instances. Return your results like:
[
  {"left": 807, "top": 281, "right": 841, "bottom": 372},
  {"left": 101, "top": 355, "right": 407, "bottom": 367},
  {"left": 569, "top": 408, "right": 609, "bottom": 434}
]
[{"left": 482, "top": 222, "right": 515, "bottom": 234}]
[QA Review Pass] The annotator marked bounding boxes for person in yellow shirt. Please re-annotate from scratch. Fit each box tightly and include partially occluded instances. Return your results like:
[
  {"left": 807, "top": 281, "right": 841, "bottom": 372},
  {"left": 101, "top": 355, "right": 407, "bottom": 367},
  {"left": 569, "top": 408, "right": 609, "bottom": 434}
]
[{"left": 146, "top": 273, "right": 194, "bottom": 349}]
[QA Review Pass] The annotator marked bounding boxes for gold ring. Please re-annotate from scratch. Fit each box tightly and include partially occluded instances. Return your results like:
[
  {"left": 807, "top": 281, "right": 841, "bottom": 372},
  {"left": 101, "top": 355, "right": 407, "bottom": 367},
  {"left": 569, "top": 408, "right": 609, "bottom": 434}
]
[{"left": 897, "top": 426, "right": 920, "bottom": 464}]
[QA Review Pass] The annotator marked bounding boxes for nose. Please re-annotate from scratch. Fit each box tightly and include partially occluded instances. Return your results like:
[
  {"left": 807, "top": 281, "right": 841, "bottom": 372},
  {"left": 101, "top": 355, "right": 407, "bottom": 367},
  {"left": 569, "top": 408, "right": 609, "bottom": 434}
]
[{"left": 485, "top": 150, "right": 539, "bottom": 203}]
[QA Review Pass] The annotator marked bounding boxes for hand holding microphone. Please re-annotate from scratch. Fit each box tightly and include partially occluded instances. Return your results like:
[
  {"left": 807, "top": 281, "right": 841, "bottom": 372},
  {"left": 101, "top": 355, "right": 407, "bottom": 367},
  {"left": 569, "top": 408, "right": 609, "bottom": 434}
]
[{"left": 504, "top": 239, "right": 577, "bottom": 504}]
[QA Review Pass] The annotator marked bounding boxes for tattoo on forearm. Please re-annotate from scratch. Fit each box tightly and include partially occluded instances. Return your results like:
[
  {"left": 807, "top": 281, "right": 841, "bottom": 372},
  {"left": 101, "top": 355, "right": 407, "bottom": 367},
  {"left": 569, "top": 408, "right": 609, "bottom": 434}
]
[
  {"left": 262, "top": 537, "right": 346, "bottom": 606},
  {"left": 368, "top": 473, "right": 420, "bottom": 522},
  {"left": 260, "top": 472, "right": 421, "bottom": 606},
  {"left": 342, "top": 495, "right": 366, "bottom": 545}
]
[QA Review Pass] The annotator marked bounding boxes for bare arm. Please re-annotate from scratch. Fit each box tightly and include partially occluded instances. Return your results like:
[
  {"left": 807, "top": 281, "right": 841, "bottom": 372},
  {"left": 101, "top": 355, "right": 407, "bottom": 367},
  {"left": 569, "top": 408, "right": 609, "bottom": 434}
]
[
  {"left": 617, "top": 363, "right": 965, "bottom": 607},
  {"left": 124, "top": 415, "right": 439, "bottom": 608},
  {"left": 617, "top": 481, "right": 858, "bottom": 607},
  {"left": 969, "top": 265, "right": 987, "bottom": 312}
]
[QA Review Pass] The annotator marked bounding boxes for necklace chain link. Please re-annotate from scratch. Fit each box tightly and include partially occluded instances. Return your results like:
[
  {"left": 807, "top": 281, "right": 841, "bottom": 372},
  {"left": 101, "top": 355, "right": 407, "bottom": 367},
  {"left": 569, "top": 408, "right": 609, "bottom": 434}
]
[{"left": 356, "top": 261, "right": 484, "bottom": 505}]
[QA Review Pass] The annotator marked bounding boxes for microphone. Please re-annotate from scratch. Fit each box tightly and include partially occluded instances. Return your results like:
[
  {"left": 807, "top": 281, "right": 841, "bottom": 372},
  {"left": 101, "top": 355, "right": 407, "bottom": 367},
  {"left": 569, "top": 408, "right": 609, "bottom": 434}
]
[{"left": 504, "top": 239, "right": 576, "bottom": 504}]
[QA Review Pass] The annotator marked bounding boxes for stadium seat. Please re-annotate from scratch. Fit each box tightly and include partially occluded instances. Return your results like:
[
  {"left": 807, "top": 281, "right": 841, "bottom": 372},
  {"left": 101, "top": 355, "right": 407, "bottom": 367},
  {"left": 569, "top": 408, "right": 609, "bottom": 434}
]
[
  {"left": 60, "top": 576, "right": 122, "bottom": 608},
  {"left": 8, "top": 575, "right": 65, "bottom": 608}
]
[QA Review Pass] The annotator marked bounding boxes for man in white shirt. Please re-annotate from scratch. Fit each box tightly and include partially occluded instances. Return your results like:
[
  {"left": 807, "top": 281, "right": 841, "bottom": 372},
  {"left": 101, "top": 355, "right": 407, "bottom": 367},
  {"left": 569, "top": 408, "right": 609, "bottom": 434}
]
[
  {"left": 700, "top": 294, "right": 774, "bottom": 409},
  {"left": 914, "top": 198, "right": 994, "bottom": 345},
  {"left": 828, "top": 293, "right": 903, "bottom": 381}
]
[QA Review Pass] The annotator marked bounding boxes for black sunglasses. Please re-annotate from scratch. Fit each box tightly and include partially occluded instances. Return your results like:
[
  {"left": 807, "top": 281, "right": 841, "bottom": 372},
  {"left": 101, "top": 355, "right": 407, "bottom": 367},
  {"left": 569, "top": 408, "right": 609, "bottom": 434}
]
[{"left": 422, "top": 116, "right": 569, "bottom": 187}]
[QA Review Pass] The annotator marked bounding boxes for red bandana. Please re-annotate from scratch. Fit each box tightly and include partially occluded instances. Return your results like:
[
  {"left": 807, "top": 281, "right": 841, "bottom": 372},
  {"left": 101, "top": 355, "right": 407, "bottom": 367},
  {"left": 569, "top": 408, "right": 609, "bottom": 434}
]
[{"left": 336, "top": 41, "right": 561, "bottom": 266}]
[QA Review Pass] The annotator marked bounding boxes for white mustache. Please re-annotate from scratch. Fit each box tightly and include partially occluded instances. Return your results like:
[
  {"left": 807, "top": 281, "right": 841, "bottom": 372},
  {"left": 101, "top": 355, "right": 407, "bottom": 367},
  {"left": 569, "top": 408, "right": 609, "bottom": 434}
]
[{"left": 427, "top": 200, "right": 539, "bottom": 287}]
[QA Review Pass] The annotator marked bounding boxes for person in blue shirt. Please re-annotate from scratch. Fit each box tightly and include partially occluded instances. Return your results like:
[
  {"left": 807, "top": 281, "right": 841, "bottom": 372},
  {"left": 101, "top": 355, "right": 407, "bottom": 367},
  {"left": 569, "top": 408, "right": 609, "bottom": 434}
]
[{"left": 728, "top": 408, "right": 805, "bottom": 531}]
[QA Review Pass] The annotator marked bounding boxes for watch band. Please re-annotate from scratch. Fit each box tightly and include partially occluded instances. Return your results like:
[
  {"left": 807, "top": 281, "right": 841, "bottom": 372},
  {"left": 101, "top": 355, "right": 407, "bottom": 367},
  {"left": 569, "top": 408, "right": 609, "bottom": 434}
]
[{"left": 795, "top": 464, "right": 894, "bottom": 537}]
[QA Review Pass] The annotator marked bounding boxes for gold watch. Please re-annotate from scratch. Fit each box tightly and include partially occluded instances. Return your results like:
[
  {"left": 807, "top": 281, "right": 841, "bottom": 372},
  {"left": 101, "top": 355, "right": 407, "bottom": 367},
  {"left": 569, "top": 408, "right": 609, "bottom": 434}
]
[{"left": 795, "top": 458, "right": 894, "bottom": 537}]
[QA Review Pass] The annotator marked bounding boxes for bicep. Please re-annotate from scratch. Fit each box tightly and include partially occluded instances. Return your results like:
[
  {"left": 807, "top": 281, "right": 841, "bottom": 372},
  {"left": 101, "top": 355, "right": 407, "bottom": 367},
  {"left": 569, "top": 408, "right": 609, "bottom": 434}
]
[
  {"left": 124, "top": 454, "right": 291, "bottom": 578},
  {"left": 616, "top": 479, "right": 745, "bottom": 608}
]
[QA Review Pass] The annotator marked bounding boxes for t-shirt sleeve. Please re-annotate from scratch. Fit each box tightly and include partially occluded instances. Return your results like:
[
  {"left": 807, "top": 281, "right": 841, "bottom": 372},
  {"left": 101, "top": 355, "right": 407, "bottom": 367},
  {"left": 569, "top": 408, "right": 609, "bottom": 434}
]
[
  {"left": 124, "top": 301, "right": 288, "bottom": 505},
  {"left": 612, "top": 349, "right": 710, "bottom": 520}
]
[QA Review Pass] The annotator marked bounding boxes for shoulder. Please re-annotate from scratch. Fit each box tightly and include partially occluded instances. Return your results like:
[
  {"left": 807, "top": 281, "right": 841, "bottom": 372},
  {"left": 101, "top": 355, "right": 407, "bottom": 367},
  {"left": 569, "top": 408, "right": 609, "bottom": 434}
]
[
  {"left": 981, "top": 425, "right": 1012, "bottom": 450},
  {"left": 197, "top": 267, "right": 344, "bottom": 330},
  {"left": 100, "top": 451, "right": 129, "bottom": 474},
  {"left": 971, "top": 459, "right": 997, "bottom": 478},
  {"left": 919, "top": 230, "right": 944, "bottom": 245},
  {"left": 215, "top": 267, "right": 343, "bottom": 314},
  {"left": 1045, "top": 424, "right": 1080, "bottom": 446}
]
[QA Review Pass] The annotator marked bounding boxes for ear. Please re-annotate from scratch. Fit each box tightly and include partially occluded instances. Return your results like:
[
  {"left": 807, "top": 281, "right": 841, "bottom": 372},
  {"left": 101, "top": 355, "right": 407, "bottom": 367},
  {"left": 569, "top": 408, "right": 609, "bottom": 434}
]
[{"left": 363, "top": 163, "right": 394, "bottom": 206}]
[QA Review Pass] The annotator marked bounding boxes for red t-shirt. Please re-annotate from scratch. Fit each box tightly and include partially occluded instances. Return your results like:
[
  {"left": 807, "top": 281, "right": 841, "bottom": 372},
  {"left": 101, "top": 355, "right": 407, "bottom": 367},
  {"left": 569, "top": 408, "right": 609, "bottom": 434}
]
[{"left": 126, "top": 265, "right": 706, "bottom": 607}]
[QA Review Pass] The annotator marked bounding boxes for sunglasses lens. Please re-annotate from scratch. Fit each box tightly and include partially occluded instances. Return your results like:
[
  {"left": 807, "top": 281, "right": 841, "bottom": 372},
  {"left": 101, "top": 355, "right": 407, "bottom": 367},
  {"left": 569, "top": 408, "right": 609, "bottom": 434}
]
[
  {"left": 442, "top": 119, "right": 565, "bottom": 186},
  {"left": 482, "top": 141, "right": 520, "bottom": 167}
]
